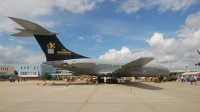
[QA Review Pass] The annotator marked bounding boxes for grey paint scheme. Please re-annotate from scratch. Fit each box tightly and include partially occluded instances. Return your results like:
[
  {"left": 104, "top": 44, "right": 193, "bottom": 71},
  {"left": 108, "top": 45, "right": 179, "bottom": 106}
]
[{"left": 43, "top": 58, "right": 170, "bottom": 77}]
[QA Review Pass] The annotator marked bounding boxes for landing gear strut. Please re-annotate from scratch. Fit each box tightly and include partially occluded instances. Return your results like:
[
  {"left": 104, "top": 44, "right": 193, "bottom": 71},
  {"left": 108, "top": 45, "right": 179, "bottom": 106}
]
[{"left": 97, "top": 76, "right": 104, "bottom": 83}]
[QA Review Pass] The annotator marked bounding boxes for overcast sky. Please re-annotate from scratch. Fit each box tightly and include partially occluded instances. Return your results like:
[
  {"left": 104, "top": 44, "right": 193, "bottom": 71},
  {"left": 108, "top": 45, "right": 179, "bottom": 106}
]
[{"left": 0, "top": 0, "right": 200, "bottom": 72}]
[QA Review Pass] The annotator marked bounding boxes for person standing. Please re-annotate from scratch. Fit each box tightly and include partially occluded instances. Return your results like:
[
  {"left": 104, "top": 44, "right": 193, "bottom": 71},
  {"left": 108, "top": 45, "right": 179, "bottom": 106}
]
[
  {"left": 57, "top": 76, "right": 59, "bottom": 82},
  {"left": 189, "top": 75, "right": 194, "bottom": 85},
  {"left": 9, "top": 77, "right": 12, "bottom": 83},
  {"left": 13, "top": 77, "right": 15, "bottom": 82},
  {"left": 183, "top": 76, "right": 186, "bottom": 82},
  {"left": 156, "top": 75, "right": 158, "bottom": 83},
  {"left": 177, "top": 76, "right": 180, "bottom": 81},
  {"left": 194, "top": 75, "right": 197, "bottom": 85},
  {"left": 181, "top": 76, "right": 184, "bottom": 82}
]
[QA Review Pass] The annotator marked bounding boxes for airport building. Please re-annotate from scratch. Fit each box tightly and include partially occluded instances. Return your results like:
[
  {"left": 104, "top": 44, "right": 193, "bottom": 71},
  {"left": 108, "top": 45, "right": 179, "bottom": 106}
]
[
  {"left": 18, "top": 64, "right": 55, "bottom": 79},
  {"left": 0, "top": 66, "right": 14, "bottom": 74},
  {"left": 181, "top": 72, "right": 200, "bottom": 76}
]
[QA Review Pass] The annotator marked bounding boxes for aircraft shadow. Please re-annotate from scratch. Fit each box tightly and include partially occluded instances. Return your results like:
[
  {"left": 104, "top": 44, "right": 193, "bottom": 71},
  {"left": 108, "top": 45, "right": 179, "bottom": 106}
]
[
  {"left": 48, "top": 82, "right": 96, "bottom": 86},
  {"left": 118, "top": 82, "right": 163, "bottom": 90},
  {"left": 47, "top": 81, "right": 163, "bottom": 90}
]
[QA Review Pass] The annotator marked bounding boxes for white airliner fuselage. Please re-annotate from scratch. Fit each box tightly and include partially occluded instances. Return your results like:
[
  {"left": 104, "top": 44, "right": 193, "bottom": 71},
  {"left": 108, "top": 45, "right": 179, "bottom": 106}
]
[{"left": 44, "top": 58, "right": 170, "bottom": 77}]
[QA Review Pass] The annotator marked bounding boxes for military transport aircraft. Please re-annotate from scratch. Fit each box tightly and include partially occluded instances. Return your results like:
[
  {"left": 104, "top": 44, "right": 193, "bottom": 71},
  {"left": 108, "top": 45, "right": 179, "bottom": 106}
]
[{"left": 9, "top": 17, "right": 170, "bottom": 83}]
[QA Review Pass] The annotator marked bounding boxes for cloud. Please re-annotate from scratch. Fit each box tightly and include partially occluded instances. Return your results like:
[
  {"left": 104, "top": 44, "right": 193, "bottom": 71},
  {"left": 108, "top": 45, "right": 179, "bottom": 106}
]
[
  {"left": 17, "top": 40, "right": 33, "bottom": 44},
  {"left": 118, "top": 0, "right": 144, "bottom": 14},
  {"left": 0, "top": 0, "right": 54, "bottom": 18},
  {"left": 177, "top": 11, "right": 200, "bottom": 38},
  {"left": 0, "top": 0, "right": 55, "bottom": 34},
  {"left": 146, "top": 33, "right": 175, "bottom": 49},
  {"left": 135, "top": 15, "right": 141, "bottom": 20},
  {"left": 118, "top": 0, "right": 199, "bottom": 14},
  {"left": 149, "top": 0, "right": 199, "bottom": 12},
  {"left": 88, "top": 44, "right": 103, "bottom": 50},
  {"left": 185, "top": 11, "right": 200, "bottom": 28},
  {"left": 0, "top": 45, "right": 45, "bottom": 68},
  {"left": 99, "top": 30, "right": 200, "bottom": 71},
  {"left": 99, "top": 11, "right": 200, "bottom": 71},
  {"left": 78, "top": 36, "right": 84, "bottom": 40},
  {"left": 0, "top": 0, "right": 104, "bottom": 34},
  {"left": 78, "top": 34, "right": 105, "bottom": 43},
  {"left": 55, "top": 0, "right": 104, "bottom": 14},
  {"left": 92, "top": 34, "right": 104, "bottom": 43},
  {"left": 99, "top": 46, "right": 136, "bottom": 61}
]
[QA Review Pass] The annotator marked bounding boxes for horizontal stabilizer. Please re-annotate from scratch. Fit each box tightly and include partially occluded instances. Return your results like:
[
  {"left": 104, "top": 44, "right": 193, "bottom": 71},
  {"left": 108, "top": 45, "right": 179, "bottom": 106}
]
[{"left": 9, "top": 17, "right": 58, "bottom": 37}]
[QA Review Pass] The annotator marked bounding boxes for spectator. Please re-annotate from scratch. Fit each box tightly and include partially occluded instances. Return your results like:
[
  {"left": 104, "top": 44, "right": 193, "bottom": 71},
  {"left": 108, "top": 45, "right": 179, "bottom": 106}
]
[
  {"left": 189, "top": 75, "right": 194, "bottom": 85},
  {"left": 9, "top": 77, "right": 12, "bottom": 83},
  {"left": 57, "top": 76, "right": 59, "bottom": 82},
  {"left": 156, "top": 75, "right": 159, "bottom": 83},
  {"left": 194, "top": 75, "right": 197, "bottom": 85},
  {"left": 177, "top": 76, "right": 180, "bottom": 81},
  {"left": 181, "top": 76, "right": 184, "bottom": 82},
  {"left": 183, "top": 76, "right": 186, "bottom": 82}
]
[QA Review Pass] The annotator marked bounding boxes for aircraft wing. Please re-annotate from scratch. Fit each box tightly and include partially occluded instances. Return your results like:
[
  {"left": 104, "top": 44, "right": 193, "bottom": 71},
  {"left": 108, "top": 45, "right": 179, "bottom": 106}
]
[
  {"left": 112, "top": 57, "right": 154, "bottom": 74},
  {"left": 122, "top": 57, "right": 154, "bottom": 68}
]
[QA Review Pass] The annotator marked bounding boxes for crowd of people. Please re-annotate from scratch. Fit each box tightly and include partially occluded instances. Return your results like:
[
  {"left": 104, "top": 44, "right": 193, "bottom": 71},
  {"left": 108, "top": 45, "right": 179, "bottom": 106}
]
[
  {"left": 9, "top": 77, "right": 26, "bottom": 82},
  {"left": 177, "top": 75, "right": 199, "bottom": 85}
]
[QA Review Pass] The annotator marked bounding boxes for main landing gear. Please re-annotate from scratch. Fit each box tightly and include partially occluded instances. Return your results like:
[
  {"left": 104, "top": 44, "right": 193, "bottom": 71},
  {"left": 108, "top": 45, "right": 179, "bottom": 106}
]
[
  {"left": 106, "top": 75, "right": 118, "bottom": 84},
  {"left": 94, "top": 75, "right": 118, "bottom": 84}
]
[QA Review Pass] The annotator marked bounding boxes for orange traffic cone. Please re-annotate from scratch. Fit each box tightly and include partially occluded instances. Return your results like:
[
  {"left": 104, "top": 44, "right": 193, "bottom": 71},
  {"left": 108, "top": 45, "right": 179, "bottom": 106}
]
[
  {"left": 37, "top": 80, "right": 39, "bottom": 86},
  {"left": 95, "top": 80, "right": 98, "bottom": 86},
  {"left": 43, "top": 80, "right": 45, "bottom": 86},
  {"left": 66, "top": 81, "right": 69, "bottom": 87}
]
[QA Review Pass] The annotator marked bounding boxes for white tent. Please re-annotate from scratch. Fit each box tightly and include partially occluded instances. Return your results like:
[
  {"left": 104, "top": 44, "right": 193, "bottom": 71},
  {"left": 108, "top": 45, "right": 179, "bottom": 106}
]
[{"left": 181, "top": 72, "right": 200, "bottom": 76}]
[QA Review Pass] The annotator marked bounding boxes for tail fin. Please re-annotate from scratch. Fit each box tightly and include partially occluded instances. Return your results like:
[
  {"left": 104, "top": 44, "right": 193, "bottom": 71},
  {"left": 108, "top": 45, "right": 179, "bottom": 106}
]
[
  {"left": 9, "top": 17, "right": 89, "bottom": 61},
  {"left": 34, "top": 34, "right": 89, "bottom": 61}
]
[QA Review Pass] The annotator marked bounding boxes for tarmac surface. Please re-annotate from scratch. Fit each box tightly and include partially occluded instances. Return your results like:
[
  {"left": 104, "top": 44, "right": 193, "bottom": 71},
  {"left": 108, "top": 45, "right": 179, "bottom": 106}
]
[{"left": 0, "top": 80, "right": 200, "bottom": 112}]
